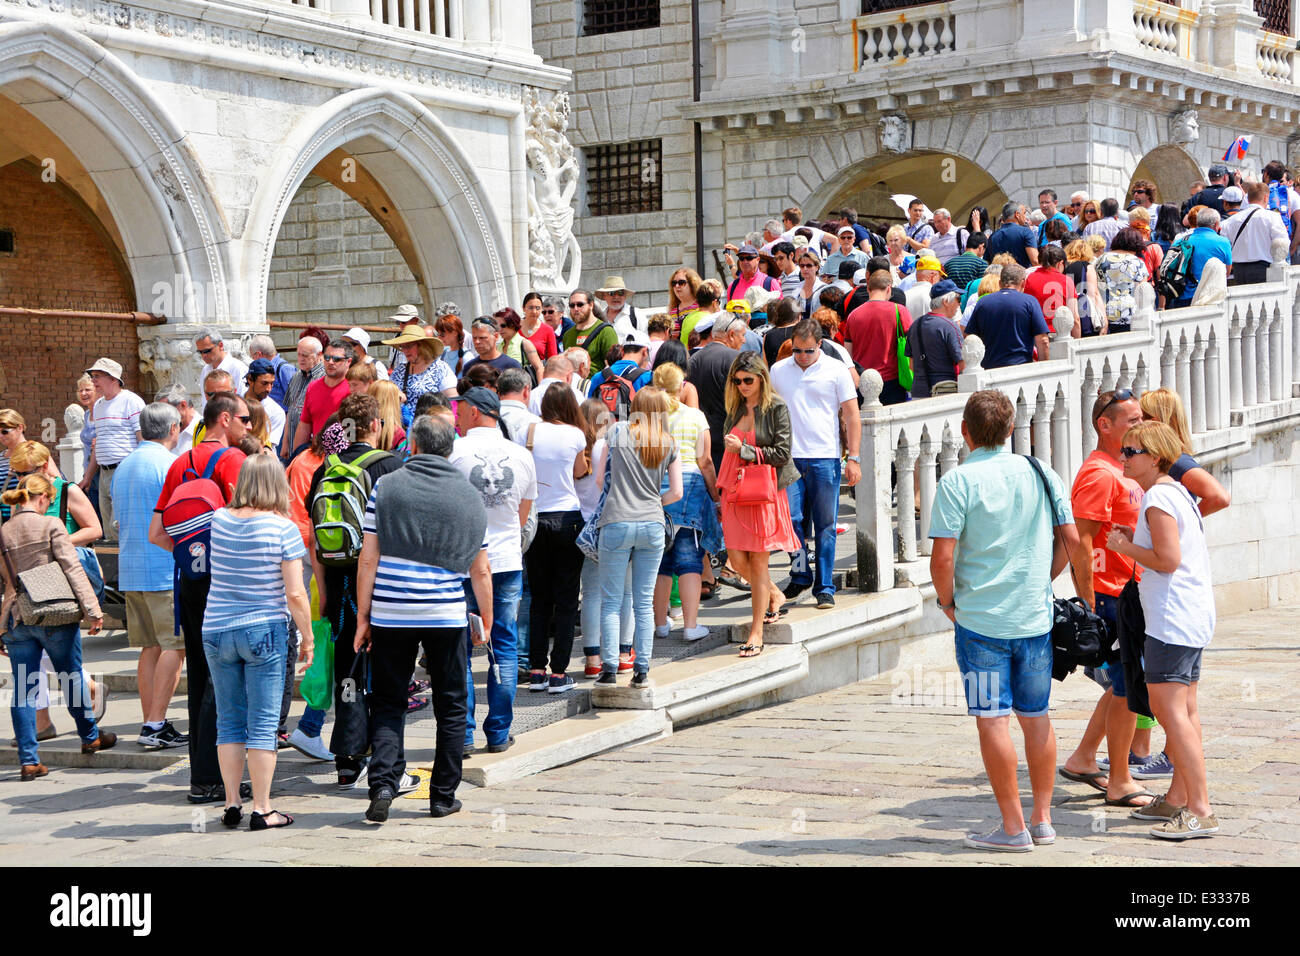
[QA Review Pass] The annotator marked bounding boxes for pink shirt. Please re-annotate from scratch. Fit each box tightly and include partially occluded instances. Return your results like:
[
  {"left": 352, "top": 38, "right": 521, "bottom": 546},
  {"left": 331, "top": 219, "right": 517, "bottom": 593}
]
[{"left": 299, "top": 378, "right": 350, "bottom": 437}]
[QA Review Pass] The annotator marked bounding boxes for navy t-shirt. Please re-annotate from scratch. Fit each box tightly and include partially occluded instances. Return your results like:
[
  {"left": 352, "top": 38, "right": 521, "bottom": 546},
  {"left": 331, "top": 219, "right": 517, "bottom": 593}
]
[
  {"left": 1168, "top": 453, "right": 1198, "bottom": 486},
  {"left": 964, "top": 289, "right": 1050, "bottom": 368},
  {"left": 985, "top": 223, "right": 1039, "bottom": 267},
  {"left": 905, "top": 313, "right": 964, "bottom": 398}
]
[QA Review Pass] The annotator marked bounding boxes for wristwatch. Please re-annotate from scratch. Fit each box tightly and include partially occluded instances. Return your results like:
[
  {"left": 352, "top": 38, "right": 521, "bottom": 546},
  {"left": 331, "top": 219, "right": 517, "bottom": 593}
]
[
  {"left": 936, "top": 598, "right": 955, "bottom": 611},
  {"left": 847, "top": 454, "right": 861, "bottom": 463}
]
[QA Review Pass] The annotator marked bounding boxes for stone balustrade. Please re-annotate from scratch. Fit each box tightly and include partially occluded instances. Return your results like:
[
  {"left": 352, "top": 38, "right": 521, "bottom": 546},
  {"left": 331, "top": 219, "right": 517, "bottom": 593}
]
[
  {"left": 1257, "top": 30, "right": 1296, "bottom": 82},
  {"left": 856, "top": 5, "right": 956, "bottom": 68},
  {"left": 274, "top": 0, "right": 465, "bottom": 39},
  {"left": 1132, "top": 0, "right": 1189, "bottom": 57},
  {"left": 854, "top": 265, "right": 1300, "bottom": 593}
]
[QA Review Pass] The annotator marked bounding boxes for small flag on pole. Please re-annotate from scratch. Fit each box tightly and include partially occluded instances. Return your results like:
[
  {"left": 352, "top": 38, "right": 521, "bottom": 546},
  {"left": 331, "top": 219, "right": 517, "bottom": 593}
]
[{"left": 1223, "top": 136, "right": 1251, "bottom": 161}]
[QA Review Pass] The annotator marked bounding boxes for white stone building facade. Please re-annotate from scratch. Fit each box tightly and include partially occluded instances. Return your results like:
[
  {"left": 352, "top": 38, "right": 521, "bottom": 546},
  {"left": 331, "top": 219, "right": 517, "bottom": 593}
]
[
  {"left": 0, "top": 0, "right": 575, "bottom": 399},
  {"left": 533, "top": 0, "right": 1300, "bottom": 304}
]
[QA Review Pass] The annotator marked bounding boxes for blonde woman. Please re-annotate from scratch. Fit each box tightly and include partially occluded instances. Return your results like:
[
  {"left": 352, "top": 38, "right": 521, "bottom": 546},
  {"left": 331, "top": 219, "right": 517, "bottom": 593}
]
[
  {"left": 651, "top": 363, "right": 722, "bottom": 642},
  {"left": 1065, "top": 239, "right": 1106, "bottom": 336},
  {"left": 243, "top": 399, "right": 274, "bottom": 453},
  {"left": 1105, "top": 422, "right": 1218, "bottom": 840},
  {"left": 591, "top": 387, "right": 682, "bottom": 686},
  {"left": 203, "top": 455, "right": 313, "bottom": 829},
  {"left": 1139, "top": 389, "right": 1230, "bottom": 516},
  {"left": 1, "top": 474, "right": 110, "bottom": 780},
  {"left": 718, "top": 352, "right": 800, "bottom": 656},
  {"left": 885, "top": 225, "right": 916, "bottom": 279},
  {"left": 794, "top": 250, "right": 828, "bottom": 321},
  {"left": 1128, "top": 206, "right": 1164, "bottom": 279},
  {"left": 368, "top": 380, "right": 406, "bottom": 452}
]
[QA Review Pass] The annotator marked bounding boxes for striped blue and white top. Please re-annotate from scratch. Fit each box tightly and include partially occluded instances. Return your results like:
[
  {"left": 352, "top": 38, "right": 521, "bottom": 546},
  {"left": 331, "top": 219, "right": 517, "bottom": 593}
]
[
  {"left": 362, "top": 489, "right": 481, "bottom": 629},
  {"left": 203, "top": 510, "right": 307, "bottom": 633}
]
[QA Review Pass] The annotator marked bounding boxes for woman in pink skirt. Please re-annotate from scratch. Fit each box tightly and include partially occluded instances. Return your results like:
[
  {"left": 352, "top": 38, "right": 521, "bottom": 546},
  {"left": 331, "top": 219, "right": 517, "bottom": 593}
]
[{"left": 718, "top": 352, "right": 800, "bottom": 657}]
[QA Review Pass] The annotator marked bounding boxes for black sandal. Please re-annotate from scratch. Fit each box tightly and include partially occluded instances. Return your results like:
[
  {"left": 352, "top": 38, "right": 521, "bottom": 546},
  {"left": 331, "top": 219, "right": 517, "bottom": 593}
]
[
  {"left": 699, "top": 580, "right": 718, "bottom": 601},
  {"left": 249, "top": 810, "right": 294, "bottom": 831},
  {"left": 221, "top": 806, "right": 242, "bottom": 828}
]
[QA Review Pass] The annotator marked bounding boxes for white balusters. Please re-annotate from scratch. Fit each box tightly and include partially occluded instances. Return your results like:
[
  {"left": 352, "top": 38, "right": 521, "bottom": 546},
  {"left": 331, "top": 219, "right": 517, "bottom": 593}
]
[
  {"left": 1205, "top": 329, "right": 1222, "bottom": 430},
  {"left": 895, "top": 437, "right": 919, "bottom": 562},
  {"left": 1242, "top": 308, "right": 1258, "bottom": 406},
  {"left": 860, "top": 16, "right": 955, "bottom": 65},
  {"left": 1032, "top": 389, "right": 1051, "bottom": 466},
  {"left": 1292, "top": 293, "right": 1300, "bottom": 391},
  {"left": 1081, "top": 361, "right": 1099, "bottom": 457},
  {"left": 1133, "top": 355, "right": 1149, "bottom": 397},
  {"left": 1269, "top": 309, "right": 1284, "bottom": 401},
  {"left": 938, "top": 424, "right": 960, "bottom": 477},
  {"left": 1175, "top": 330, "right": 1192, "bottom": 412},
  {"left": 1051, "top": 389, "right": 1070, "bottom": 482},
  {"left": 917, "top": 428, "right": 937, "bottom": 557},
  {"left": 1189, "top": 332, "right": 1207, "bottom": 434},
  {"left": 1117, "top": 356, "right": 1132, "bottom": 392},
  {"left": 1013, "top": 393, "right": 1032, "bottom": 455},
  {"left": 1160, "top": 335, "right": 1176, "bottom": 390},
  {"left": 1229, "top": 309, "right": 1244, "bottom": 411}
]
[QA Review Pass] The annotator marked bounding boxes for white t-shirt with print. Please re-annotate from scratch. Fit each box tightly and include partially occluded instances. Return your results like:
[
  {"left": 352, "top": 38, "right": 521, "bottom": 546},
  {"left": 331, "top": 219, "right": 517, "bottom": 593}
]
[{"left": 450, "top": 427, "right": 538, "bottom": 574}]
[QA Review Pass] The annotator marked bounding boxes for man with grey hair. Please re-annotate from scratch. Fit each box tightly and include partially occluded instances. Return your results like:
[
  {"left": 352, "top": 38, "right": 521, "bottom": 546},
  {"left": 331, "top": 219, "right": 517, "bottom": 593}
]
[
  {"left": 965, "top": 262, "right": 1051, "bottom": 367},
  {"left": 1170, "top": 205, "right": 1232, "bottom": 308},
  {"left": 928, "top": 208, "right": 969, "bottom": 264},
  {"left": 530, "top": 353, "right": 584, "bottom": 415},
  {"left": 156, "top": 384, "right": 198, "bottom": 455},
  {"left": 540, "top": 295, "right": 572, "bottom": 338},
  {"left": 497, "top": 367, "right": 540, "bottom": 444},
  {"left": 905, "top": 280, "right": 966, "bottom": 397},
  {"left": 985, "top": 202, "right": 1039, "bottom": 268},
  {"left": 465, "top": 316, "right": 523, "bottom": 376},
  {"left": 354, "top": 414, "right": 491, "bottom": 822},
  {"left": 195, "top": 330, "right": 247, "bottom": 399},
  {"left": 113, "top": 402, "right": 188, "bottom": 749},
  {"left": 246, "top": 333, "right": 295, "bottom": 405},
  {"left": 711, "top": 313, "right": 762, "bottom": 355},
  {"left": 279, "top": 335, "right": 324, "bottom": 463}
]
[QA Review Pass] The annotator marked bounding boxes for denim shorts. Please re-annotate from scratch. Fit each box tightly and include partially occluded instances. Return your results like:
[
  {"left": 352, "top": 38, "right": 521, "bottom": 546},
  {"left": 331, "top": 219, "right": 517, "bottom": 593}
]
[
  {"left": 202, "top": 618, "right": 288, "bottom": 751},
  {"left": 1144, "top": 636, "right": 1202, "bottom": 686},
  {"left": 953, "top": 623, "right": 1053, "bottom": 718},
  {"left": 658, "top": 528, "right": 705, "bottom": 577}
]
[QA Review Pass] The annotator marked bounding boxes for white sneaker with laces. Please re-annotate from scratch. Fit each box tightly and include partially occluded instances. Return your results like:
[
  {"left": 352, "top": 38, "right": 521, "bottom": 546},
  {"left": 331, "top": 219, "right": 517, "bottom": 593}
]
[
  {"left": 683, "top": 625, "right": 710, "bottom": 642},
  {"left": 288, "top": 728, "right": 333, "bottom": 762}
]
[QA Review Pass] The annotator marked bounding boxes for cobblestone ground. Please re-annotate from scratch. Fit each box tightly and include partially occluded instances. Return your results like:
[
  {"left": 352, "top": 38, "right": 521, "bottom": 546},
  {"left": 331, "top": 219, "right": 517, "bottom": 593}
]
[{"left": 2, "top": 605, "right": 1296, "bottom": 867}]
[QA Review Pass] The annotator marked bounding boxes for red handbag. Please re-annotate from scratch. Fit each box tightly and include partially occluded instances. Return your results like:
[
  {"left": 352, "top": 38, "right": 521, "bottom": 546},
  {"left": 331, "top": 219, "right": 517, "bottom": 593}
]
[{"left": 730, "top": 445, "right": 778, "bottom": 504}]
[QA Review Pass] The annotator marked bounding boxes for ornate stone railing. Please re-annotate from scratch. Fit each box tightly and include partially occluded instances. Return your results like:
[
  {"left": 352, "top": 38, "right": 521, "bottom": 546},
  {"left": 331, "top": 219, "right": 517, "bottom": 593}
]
[
  {"left": 854, "top": 265, "right": 1300, "bottom": 592},
  {"left": 1132, "top": 0, "right": 1189, "bottom": 56},
  {"left": 855, "top": 4, "right": 956, "bottom": 68},
  {"left": 272, "top": 0, "right": 466, "bottom": 41},
  {"left": 1257, "top": 30, "right": 1296, "bottom": 81}
]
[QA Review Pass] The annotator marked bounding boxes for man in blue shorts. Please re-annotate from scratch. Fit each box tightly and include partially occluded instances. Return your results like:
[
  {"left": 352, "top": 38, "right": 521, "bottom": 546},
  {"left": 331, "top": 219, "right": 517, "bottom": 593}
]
[{"left": 930, "top": 390, "right": 1079, "bottom": 851}]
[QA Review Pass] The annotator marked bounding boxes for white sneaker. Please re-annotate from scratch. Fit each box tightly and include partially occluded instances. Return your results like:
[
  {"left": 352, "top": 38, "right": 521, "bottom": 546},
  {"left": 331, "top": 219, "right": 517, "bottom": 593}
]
[
  {"left": 668, "top": 606, "right": 683, "bottom": 621},
  {"left": 654, "top": 624, "right": 671, "bottom": 638},
  {"left": 288, "top": 728, "right": 333, "bottom": 762},
  {"left": 397, "top": 772, "right": 421, "bottom": 795},
  {"left": 683, "top": 625, "right": 710, "bottom": 642}
]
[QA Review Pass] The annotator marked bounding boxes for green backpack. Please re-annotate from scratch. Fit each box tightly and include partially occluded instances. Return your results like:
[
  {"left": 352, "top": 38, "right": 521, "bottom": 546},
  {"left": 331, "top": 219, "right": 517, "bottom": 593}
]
[{"left": 309, "top": 449, "right": 391, "bottom": 566}]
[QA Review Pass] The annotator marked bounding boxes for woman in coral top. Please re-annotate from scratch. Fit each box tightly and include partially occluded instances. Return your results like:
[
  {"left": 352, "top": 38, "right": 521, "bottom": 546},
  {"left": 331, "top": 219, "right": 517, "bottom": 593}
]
[
  {"left": 521, "top": 292, "right": 559, "bottom": 363},
  {"left": 717, "top": 351, "right": 800, "bottom": 658}
]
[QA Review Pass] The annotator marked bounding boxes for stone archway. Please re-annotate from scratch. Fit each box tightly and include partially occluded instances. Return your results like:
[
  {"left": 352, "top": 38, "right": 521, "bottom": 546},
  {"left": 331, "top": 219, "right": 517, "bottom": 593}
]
[
  {"left": 813, "top": 150, "right": 1010, "bottom": 231},
  {"left": 1127, "top": 144, "right": 1204, "bottom": 209},
  {"left": 0, "top": 22, "right": 231, "bottom": 323},
  {"left": 247, "top": 88, "right": 520, "bottom": 325}
]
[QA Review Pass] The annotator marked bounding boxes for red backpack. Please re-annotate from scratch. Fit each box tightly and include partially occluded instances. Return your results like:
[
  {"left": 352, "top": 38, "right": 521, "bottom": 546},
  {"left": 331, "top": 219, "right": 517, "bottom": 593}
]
[
  {"left": 594, "top": 367, "right": 639, "bottom": 421},
  {"left": 160, "top": 448, "right": 231, "bottom": 580}
]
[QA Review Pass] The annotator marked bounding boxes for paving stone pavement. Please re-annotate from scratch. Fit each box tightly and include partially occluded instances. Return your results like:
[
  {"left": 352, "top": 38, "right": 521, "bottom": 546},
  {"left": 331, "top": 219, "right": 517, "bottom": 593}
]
[{"left": 2, "top": 604, "right": 1297, "bottom": 866}]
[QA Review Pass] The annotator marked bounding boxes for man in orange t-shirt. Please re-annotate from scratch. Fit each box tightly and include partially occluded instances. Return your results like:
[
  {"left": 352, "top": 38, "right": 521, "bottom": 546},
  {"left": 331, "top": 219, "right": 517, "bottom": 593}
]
[{"left": 1058, "top": 389, "right": 1155, "bottom": 808}]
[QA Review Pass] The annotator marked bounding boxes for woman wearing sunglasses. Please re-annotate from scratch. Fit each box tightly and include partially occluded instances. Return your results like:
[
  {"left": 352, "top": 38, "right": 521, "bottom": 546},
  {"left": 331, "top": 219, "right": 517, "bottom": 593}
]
[
  {"left": 1105, "top": 422, "right": 1218, "bottom": 840},
  {"left": 666, "top": 268, "right": 704, "bottom": 340},
  {"left": 717, "top": 353, "right": 800, "bottom": 657}
]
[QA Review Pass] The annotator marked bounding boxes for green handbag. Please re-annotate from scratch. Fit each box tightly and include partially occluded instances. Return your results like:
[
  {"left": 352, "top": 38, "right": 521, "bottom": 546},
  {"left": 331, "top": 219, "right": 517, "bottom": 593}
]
[
  {"left": 895, "top": 306, "right": 914, "bottom": 391},
  {"left": 298, "top": 617, "right": 335, "bottom": 711}
]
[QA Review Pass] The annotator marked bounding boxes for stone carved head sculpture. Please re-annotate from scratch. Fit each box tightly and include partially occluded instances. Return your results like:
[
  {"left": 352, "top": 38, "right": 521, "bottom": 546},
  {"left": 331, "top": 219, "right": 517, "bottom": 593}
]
[
  {"left": 860, "top": 368, "right": 884, "bottom": 407},
  {"left": 879, "top": 114, "right": 911, "bottom": 154},
  {"left": 962, "top": 335, "right": 986, "bottom": 372},
  {"left": 1052, "top": 306, "right": 1074, "bottom": 340},
  {"left": 1170, "top": 109, "right": 1199, "bottom": 146}
]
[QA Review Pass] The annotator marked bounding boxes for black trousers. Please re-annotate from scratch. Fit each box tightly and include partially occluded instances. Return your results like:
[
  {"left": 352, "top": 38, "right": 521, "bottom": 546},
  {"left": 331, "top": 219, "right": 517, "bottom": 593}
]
[
  {"left": 368, "top": 625, "right": 466, "bottom": 806},
  {"left": 324, "top": 567, "right": 365, "bottom": 775},
  {"left": 523, "top": 510, "right": 584, "bottom": 674},
  {"left": 1228, "top": 260, "right": 1270, "bottom": 286},
  {"left": 178, "top": 575, "right": 219, "bottom": 788}
]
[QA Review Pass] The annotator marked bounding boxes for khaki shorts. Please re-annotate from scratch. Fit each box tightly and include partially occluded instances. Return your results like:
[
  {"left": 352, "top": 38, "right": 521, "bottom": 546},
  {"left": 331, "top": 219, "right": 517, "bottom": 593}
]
[{"left": 125, "top": 591, "right": 186, "bottom": 651}]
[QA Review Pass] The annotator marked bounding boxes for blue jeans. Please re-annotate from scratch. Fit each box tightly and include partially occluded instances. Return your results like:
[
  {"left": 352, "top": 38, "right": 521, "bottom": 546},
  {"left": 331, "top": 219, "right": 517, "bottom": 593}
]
[
  {"left": 953, "top": 623, "right": 1053, "bottom": 718},
  {"left": 516, "top": 565, "right": 531, "bottom": 670},
  {"left": 597, "top": 520, "right": 665, "bottom": 674},
  {"left": 298, "top": 706, "right": 326, "bottom": 737},
  {"left": 785, "top": 457, "right": 842, "bottom": 596},
  {"left": 582, "top": 557, "right": 631, "bottom": 657},
  {"left": 464, "top": 569, "right": 522, "bottom": 748},
  {"left": 202, "top": 619, "right": 289, "bottom": 751},
  {"left": 4, "top": 623, "right": 100, "bottom": 766}
]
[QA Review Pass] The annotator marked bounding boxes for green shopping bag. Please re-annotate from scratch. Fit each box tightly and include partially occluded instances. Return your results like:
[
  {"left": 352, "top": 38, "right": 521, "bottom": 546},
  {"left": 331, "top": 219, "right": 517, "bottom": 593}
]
[
  {"left": 895, "top": 305, "right": 914, "bottom": 391},
  {"left": 299, "top": 617, "right": 335, "bottom": 711}
]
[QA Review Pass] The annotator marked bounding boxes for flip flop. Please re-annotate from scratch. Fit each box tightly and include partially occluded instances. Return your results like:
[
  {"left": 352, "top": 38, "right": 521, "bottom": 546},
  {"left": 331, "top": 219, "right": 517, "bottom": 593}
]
[
  {"left": 1058, "top": 768, "right": 1109, "bottom": 793},
  {"left": 738, "top": 643, "right": 765, "bottom": 658},
  {"left": 1105, "top": 788, "right": 1157, "bottom": 808},
  {"left": 699, "top": 580, "right": 718, "bottom": 601}
]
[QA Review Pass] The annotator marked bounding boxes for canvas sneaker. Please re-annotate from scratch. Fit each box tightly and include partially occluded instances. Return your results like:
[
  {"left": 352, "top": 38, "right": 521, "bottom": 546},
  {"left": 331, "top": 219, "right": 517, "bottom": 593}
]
[
  {"left": 1028, "top": 822, "right": 1056, "bottom": 845},
  {"left": 1129, "top": 792, "right": 1184, "bottom": 822},
  {"left": 1150, "top": 808, "right": 1218, "bottom": 840},
  {"left": 528, "top": 672, "right": 549, "bottom": 693},
  {"left": 683, "top": 625, "right": 710, "bottom": 642},
  {"left": 1132, "top": 752, "right": 1176, "bottom": 779},
  {"left": 338, "top": 761, "right": 369, "bottom": 791},
  {"left": 963, "top": 825, "right": 1033, "bottom": 852},
  {"left": 1097, "top": 752, "right": 1146, "bottom": 771},
  {"left": 548, "top": 674, "right": 575, "bottom": 694},
  {"left": 396, "top": 773, "right": 421, "bottom": 795},
  {"left": 288, "top": 728, "right": 333, "bottom": 762}
]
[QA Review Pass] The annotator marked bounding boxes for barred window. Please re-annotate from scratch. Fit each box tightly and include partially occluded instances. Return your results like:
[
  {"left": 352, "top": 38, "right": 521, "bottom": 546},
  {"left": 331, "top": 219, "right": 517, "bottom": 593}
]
[
  {"left": 1255, "top": 0, "right": 1290, "bottom": 35},
  {"left": 585, "top": 140, "right": 662, "bottom": 217},
  {"left": 583, "top": 0, "right": 659, "bottom": 36},
  {"left": 859, "top": 0, "right": 945, "bottom": 12}
]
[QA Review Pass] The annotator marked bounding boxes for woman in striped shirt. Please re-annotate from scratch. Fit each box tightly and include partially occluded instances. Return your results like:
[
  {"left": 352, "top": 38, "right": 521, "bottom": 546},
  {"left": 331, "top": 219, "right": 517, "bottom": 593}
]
[{"left": 203, "top": 455, "right": 314, "bottom": 830}]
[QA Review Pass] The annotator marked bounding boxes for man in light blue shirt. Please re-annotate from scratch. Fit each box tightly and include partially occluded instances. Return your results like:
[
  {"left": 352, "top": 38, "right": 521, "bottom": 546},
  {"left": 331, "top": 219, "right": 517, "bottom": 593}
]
[
  {"left": 929, "top": 390, "right": 1079, "bottom": 852},
  {"left": 114, "top": 402, "right": 190, "bottom": 750},
  {"left": 1171, "top": 208, "right": 1233, "bottom": 306}
]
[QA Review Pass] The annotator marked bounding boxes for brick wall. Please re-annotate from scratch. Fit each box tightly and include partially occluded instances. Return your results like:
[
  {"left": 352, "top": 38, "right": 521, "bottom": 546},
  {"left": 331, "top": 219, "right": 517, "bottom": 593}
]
[{"left": 0, "top": 162, "right": 141, "bottom": 435}]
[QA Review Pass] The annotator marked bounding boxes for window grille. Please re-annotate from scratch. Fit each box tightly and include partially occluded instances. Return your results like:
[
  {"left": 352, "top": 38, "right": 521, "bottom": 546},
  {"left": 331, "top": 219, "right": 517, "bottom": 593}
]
[
  {"left": 583, "top": 0, "right": 659, "bottom": 36},
  {"left": 585, "top": 140, "right": 663, "bottom": 217}
]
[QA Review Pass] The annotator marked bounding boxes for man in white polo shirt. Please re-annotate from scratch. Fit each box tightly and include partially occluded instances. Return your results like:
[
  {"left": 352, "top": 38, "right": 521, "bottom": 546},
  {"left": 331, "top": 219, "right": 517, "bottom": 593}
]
[
  {"left": 195, "top": 330, "right": 248, "bottom": 402},
  {"left": 79, "top": 357, "right": 145, "bottom": 542},
  {"left": 769, "top": 320, "right": 860, "bottom": 610}
]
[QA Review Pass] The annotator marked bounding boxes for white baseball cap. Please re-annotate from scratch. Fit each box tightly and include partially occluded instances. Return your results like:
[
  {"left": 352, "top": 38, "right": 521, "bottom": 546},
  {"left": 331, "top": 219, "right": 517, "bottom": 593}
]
[{"left": 342, "top": 327, "right": 371, "bottom": 350}]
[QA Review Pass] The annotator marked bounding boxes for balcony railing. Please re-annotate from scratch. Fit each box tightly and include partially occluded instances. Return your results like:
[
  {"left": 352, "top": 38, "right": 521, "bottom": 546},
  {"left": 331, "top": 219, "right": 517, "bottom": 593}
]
[
  {"left": 1255, "top": 0, "right": 1291, "bottom": 35},
  {"left": 1258, "top": 29, "right": 1296, "bottom": 81},
  {"left": 277, "top": 0, "right": 465, "bottom": 40},
  {"left": 855, "top": 3, "right": 958, "bottom": 69}
]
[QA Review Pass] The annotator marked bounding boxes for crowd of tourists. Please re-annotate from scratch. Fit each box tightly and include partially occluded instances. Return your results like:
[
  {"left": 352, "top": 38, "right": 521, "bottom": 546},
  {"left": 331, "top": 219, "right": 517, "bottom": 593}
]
[{"left": 0, "top": 164, "right": 1256, "bottom": 844}]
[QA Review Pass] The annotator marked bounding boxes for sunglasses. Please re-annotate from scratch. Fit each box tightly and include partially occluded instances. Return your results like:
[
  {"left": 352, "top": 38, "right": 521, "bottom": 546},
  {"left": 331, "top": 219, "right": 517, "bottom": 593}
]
[
  {"left": 1119, "top": 446, "right": 1149, "bottom": 459},
  {"left": 568, "top": 301, "right": 587, "bottom": 308},
  {"left": 198, "top": 347, "right": 215, "bottom": 356},
  {"left": 671, "top": 279, "right": 689, "bottom": 286},
  {"left": 737, "top": 255, "right": 757, "bottom": 261},
  {"left": 731, "top": 376, "right": 758, "bottom": 386},
  {"left": 542, "top": 308, "right": 558, "bottom": 314},
  {"left": 1095, "top": 387, "right": 1135, "bottom": 420},
  {"left": 799, "top": 262, "right": 817, "bottom": 268},
  {"left": 791, "top": 347, "right": 818, "bottom": 355},
  {"left": 1133, "top": 190, "right": 1147, "bottom": 196},
  {"left": 236, "top": 415, "right": 251, "bottom": 424},
  {"left": 0, "top": 428, "right": 13, "bottom": 436},
  {"left": 324, "top": 355, "right": 349, "bottom": 363}
]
